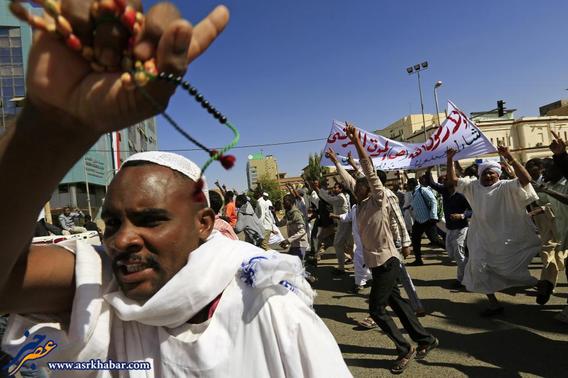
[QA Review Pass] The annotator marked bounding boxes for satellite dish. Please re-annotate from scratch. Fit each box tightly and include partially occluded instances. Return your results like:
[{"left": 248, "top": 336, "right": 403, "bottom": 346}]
[{"left": 248, "top": 154, "right": 253, "bottom": 159}]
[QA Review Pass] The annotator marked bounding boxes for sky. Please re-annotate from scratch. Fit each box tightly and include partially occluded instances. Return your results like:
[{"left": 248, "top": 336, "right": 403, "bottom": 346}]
[{"left": 142, "top": 0, "right": 568, "bottom": 191}]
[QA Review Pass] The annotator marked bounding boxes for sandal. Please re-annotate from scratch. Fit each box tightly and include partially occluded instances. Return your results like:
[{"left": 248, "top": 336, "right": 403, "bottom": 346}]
[
  {"left": 416, "top": 337, "right": 439, "bottom": 360},
  {"left": 357, "top": 317, "right": 377, "bottom": 329},
  {"left": 390, "top": 347, "right": 416, "bottom": 374}
]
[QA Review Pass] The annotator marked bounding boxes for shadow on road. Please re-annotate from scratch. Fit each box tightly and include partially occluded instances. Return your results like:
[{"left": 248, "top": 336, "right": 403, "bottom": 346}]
[
  {"left": 422, "top": 297, "right": 568, "bottom": 335},
  {"left": 419, "top": 327, "right": 568, "bottom": 377}
]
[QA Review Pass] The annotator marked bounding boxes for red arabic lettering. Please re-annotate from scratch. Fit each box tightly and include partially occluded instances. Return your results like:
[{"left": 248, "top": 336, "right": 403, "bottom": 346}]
[
  {"left": 369, "top": 140, "right": 390, "bottom": 158},
  {"left": 441, "top": 127, "right": 451, "bottom": 143},
  {"left": 367, "top": 138, "right": 379, "bottom": 153}
]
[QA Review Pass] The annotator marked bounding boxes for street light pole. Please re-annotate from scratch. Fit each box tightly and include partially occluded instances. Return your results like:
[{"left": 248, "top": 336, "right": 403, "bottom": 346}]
[
  {"left": 434, "top": 80, "right": 443, "bottom": 126},
  {"left": 406, "top": 61, "right": 429, "bottom": 142},
  {"left": 417, "top": 70, "right": 427, "bottom": 140}
]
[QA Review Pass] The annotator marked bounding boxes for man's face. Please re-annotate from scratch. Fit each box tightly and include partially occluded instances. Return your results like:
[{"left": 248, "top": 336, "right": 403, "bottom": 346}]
[
  {"left": 354, "top": 181, "right": 370, "bottom": 202},
  {"left": 543, "top": 164, "right": 562, "bottom": 183},
  {"left": 102, "top": 165, "right": 214, "bottom": 302},
  {"left": 235, "top": 197, "right": 245, "bottom": 208},
  {"left": 407, "top": 181, "right": 417, "bottom": 191},
  {"left": 526, "top": 163, "right": 542, "bottom": 181},
  {"left": 480, "top": 169, "right": 500, "bottom": 187},
  {"left": 283, "top": 197, "right": 294, "bottom": 211},
  {"left": 332, "top": 184, "right": 342, "bottom": 195},
  {"left": 63, "top": 207, "right": 71, "bottom": 216},
  {"left": 438, "top": 175, "right": 447, "bottom": 185}
]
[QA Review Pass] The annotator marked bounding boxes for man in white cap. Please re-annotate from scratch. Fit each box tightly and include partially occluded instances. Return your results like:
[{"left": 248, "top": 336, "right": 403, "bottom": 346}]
[
  {"left": 446, "top": 147, "right": 541, "bottom": 316},
  {"left": 254, "top": 191, "right": 275, "bottom": 250},
  {"left": 0, "top": 2, "right": 351, "bottom": 376}
]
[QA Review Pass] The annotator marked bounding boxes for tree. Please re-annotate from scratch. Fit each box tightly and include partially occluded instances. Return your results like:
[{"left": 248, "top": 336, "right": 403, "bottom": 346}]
[
  {"left": 255, "top": 174, "right": 285, "bottom": 203},
  {"left": 305, "top": 152, "right": 323, "bottom": 182},
  {"left": 304, "top": 152, "right": 332, "bottom": 186}
]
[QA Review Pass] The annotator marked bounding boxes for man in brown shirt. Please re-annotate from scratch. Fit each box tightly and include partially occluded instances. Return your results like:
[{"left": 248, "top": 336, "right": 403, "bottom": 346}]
[{"left": 344, "top": 123, "right": 438, "bottom": 374}]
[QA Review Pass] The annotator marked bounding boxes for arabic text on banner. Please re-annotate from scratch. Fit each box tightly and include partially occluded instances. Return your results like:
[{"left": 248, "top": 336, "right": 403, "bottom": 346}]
[{"left": 320, "top": 101, "right": 497, "bottom": 170}]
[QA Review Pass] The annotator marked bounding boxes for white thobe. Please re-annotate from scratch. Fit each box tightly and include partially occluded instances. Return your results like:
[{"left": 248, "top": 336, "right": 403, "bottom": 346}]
[
  {"left": 340, "top": 205, "right": 372, "bottom": 286},
  {"left": 456, "top": 177, "right": 540, "bottom": 294},
  {"left": 2, "top": 232, "right": 351, "bottom": 377}
]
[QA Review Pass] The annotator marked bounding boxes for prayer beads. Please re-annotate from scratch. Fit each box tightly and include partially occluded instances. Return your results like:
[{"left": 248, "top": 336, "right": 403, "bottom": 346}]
[{"left": 8, "top": 0, "right": 240, "bottom": 189}]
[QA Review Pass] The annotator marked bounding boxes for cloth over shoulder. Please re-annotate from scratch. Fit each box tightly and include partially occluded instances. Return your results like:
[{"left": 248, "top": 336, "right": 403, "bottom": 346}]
[{"left": 2, "top": 232, "right": 351, "bottom": 377}]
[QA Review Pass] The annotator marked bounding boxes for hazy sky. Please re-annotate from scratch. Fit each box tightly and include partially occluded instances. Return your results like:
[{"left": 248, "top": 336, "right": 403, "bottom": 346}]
[{"left": 142, "top": 0, "right": 568, "bottom": 191}]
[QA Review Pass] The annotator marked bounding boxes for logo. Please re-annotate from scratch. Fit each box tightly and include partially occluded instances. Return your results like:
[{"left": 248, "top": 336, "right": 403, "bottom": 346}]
[{"left": 1, "top": 330, "right": 57, "bottom": 376}]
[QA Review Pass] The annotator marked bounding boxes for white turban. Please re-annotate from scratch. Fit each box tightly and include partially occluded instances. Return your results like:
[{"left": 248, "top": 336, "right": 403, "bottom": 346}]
[
  {"left": 122, "top": 151, "right": 209, "bottom": 205},
  {"left": 478, "top": 160, "right": 502, "bottom": 177}
]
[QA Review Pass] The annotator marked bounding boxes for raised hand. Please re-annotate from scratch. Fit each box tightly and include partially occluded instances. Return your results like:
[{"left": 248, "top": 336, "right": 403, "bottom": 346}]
[
  {"left": 446, "top": 148, "right": 457, "bottom": 161},
  {"left": 347, "top": 151, "right": 357, "bottom": 165},
  {"left": 26, "top": 1, "right": 229, "bottom": 135},
  {"left": 497, "top": 145, "right": 513, "bottom": 161},
  {"left": 549, "top": 130, "right": 567, "bottom": 156},
  {"left": 344, "top": 123, "right": 358, "bottom": 143},
  {"left": 326, "top": 147, "right": 338, "bottom": 163}
]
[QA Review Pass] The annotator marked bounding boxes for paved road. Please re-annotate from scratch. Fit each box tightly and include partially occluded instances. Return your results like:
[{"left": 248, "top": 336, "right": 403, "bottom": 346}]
[{"left": 306, "top": 244, "right": 568, "bottom": 377}]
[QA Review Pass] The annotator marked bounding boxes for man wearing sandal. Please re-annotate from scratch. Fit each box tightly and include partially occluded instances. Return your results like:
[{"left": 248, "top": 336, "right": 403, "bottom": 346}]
[{"left": 343, "top": 123, "right": 438, "bottom": 374}]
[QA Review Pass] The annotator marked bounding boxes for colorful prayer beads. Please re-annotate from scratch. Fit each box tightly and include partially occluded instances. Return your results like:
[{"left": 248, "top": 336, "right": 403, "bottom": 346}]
[{"left": 8, "top": 0, "right": 239, "bottom": 194}]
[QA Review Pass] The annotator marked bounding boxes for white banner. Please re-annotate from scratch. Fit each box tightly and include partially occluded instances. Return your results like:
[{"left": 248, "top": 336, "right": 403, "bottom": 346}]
[{"left": 320, "top": 101, "right": 497, "bottom": 170}]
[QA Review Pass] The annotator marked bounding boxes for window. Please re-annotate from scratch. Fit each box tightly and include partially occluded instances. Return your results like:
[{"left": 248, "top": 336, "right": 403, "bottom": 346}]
[{"left": 8, "top": 28, "right": 21, "bottom": 37}]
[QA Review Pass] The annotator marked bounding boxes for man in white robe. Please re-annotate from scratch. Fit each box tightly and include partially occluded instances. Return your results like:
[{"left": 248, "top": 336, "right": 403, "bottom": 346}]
[
  {"left": 446, "top": 147, "right": 540, "bottom": 316},
  {"left": 0, "top": 3, "right": 351, "bottom": 376}
]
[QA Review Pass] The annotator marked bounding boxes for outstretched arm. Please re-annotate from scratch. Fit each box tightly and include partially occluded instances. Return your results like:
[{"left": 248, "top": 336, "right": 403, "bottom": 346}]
[
  {"left": 425, "top": 167, "right": 445, "bottom": 192},
  {"left": 215, "top": 181, "right": 227, "bottom": 197},
  {"left": 326, "top": 147, "right": 356, "bottom": 193},
  {"left": 498, "top": 146, "right": 531, "bottom": 186},
  {"left": 446, "top": 149, "right": 459, "bottom": 187},
  {"left": 344, "top": 123, "right": 384, "bottom": 196},
  {"left": 550, "top": 130, "right": 568, "bottom": 180},
  {"left": 0, "top": 2, "right": 230, "bottom": 312},
  {"left": 535, "top": 185, "right": 568, "bottom": 206}
]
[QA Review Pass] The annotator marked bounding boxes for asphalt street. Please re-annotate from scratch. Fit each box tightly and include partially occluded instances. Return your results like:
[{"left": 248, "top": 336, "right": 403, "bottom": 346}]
[{"left": 306, "top": 243, "right": 568, "bottom": 378}]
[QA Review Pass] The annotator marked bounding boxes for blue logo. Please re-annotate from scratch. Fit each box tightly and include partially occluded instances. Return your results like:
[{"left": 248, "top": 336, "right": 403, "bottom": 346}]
[{"left": 1, "top": 330, "right": 57, "bottom": 376}]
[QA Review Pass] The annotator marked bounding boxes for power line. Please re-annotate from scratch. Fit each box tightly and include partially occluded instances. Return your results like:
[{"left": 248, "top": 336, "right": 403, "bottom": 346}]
[{"left": 86, "top": 137, "right": 327, "bottom": 153}]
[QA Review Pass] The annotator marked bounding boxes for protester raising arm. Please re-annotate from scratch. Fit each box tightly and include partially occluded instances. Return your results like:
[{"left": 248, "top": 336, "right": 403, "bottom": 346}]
[
  {"left": 215, "top": 181, "right": 227, "bottom": 197},
  {"left": 326, "top": 147, "right": 356, "bottom": 193},
  {"left": 550, "top": 130, "right": 568, "bottom": 180},
  {"left": 534, "top": 184, "right": 568, "bottom": 206},
  {"left": 446, "top": 148, "right": 460, "bottom": 187},
  {"left": 424, "top": 167, "right": 446, "bottom": 193},
  {"left": 347, "top": 152, "right": 364, "bottom": 177},
  {"left": 344, "top": 123, "right": 384, "bottom": 196},
  {"left": 498, "top": 146, "right": 532, "bottom": 186},
  {"left": 0, "top": 2, "right": 230, "bottom": 313}
]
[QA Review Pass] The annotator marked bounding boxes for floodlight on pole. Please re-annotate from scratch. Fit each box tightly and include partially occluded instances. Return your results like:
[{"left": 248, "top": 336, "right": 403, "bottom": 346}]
[
  {"left": 434, "top": 81, "right": 443, "bottom": 126},
  {"left": 406, "top": 61, "right": 429, "bottom": 141}
]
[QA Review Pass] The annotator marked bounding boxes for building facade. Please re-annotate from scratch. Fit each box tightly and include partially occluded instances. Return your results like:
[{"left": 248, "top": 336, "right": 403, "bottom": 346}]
[
  {"left": 246, "top": 152, "right": 279, "bottom": 189},
  {"left": 51, "top": 118, "right": 158, "bottom": 217},
  {"left": 0, "top": 0, "right": 35, "bottom": 130}
]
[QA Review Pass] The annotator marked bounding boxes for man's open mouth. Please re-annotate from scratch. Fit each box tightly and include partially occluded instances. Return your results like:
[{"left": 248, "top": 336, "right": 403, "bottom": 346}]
[{"left": 116, "top": 260, "right": 151, "bottom": 275}]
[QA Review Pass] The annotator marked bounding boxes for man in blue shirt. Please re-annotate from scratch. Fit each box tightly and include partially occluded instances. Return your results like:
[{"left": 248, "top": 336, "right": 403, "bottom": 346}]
[
  {"left": 425, "top": 168, "right": 471, "bottom": 287},
  {"left": 408, "top": 178, "right": 444, "bottom": 266}
]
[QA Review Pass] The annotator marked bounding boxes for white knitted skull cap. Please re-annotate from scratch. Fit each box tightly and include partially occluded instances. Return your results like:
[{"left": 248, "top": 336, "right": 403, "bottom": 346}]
[{"left": 122, "top": 151, "right": 210, "bottom": 206}]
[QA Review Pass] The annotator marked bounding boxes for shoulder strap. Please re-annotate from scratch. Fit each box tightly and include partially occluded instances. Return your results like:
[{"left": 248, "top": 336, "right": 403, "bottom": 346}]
[{"left": 418, "top": 188, "right": 432, "bottom": 211}]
